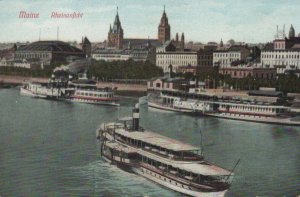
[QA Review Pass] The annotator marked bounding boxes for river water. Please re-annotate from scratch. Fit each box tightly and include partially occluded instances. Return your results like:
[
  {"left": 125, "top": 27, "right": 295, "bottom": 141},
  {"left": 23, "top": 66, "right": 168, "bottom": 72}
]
[{"left": 0, "top": 88, "right": 299, "bottom": 197}]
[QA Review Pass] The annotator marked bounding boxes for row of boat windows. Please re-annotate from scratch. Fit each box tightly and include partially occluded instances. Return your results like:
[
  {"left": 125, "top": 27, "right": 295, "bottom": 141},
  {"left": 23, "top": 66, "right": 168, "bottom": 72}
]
[
  {"left": 76, "top": 92, "right": 113, "bottom": 98},
  {"left": 143, "top": 169, "right": 192, "bottom": 190},
  {"left": 220, "top": 105, "right": 285, "bottom": 113}
]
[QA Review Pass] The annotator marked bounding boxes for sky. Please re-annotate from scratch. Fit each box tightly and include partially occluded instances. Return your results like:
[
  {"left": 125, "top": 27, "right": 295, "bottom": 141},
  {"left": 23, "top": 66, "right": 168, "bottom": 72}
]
[{"left": 0, "top": 0, "right": 300, "bottom": 44}]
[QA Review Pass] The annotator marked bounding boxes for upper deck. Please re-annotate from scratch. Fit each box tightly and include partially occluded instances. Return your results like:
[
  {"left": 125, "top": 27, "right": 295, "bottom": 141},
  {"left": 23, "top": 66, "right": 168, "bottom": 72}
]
[
  {"left": 102, "top": 122, "right": 202, "bottom": 161},
  {"left": 69, "top": 82, "right": 114, "bottom": 93},
  {"left": 101, "top": 122, "right": 232, "bottom": 178},
  {"left": 114, "top": 128, "right": 199, "bottom": 152}
]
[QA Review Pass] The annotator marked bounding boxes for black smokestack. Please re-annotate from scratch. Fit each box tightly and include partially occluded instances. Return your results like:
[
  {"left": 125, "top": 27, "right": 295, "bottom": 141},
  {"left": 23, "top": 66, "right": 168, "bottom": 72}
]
[{"left": 132, "top": 103, "right": 140, "bottom": 131}]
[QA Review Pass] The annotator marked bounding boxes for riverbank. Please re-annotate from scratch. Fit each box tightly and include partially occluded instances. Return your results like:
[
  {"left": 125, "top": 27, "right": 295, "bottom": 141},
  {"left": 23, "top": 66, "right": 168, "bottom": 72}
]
[
  {"left": 0, "top": 75, "right": 147, "bottom": 96},
  {"left": 0, "top": 75, "right": 48, "bottom": 84}
]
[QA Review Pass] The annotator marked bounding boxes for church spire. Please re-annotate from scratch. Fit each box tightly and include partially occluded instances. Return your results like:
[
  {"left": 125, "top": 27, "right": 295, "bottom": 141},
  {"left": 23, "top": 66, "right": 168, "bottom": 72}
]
[
  {"left": 289, "top": 24, "right": 295, "bottom": 39},
  {"left": 107, "top": 6, "right": 123, "bottom": 49},
  {"left": 158, "top": 5, "right": 170, "bottom": 44}
]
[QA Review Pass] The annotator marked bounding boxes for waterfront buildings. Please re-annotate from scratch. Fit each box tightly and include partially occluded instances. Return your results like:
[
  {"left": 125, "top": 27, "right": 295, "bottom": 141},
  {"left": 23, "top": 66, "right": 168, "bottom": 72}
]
[
  {"left": 92, "top": 48, "right": 131, "bottom": 62},
  {"left": 0, "top": 45, "right": 16, "bottom": 66},
  {"left": 14, "top": 41, "right": 85, "bottom": 67},
  {"left": 198, "top": 45, "right": 217, "bottom": 67},
  {"left": 177, "top": 65, "right": 197, "bottom": 75},
  {"left": 13, "top": 58, "right": 41, "bottom": 69},
  {"left": 147, "top": 76, "right": 188, "bottom": 92},
  {"left": 261, "top": 25, "right": 300, "bottom": 74},
  {"left": 213, "top": 45, "right": 250, "bottom": 68},
  {"left": 92, "top": 40, "right": 156, "bottom": 64},
  {"left": 156, "top": 41, "right": 197, "bottom": 73},
  {"left": 219, "top": 64, "right": 276, "bottom": 79}
]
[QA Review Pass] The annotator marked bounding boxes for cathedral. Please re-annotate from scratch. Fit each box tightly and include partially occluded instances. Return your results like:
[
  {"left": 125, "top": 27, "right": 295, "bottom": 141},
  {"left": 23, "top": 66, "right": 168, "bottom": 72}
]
[{"left": 106, "top": 6, "right": 184, "bottom": 50}]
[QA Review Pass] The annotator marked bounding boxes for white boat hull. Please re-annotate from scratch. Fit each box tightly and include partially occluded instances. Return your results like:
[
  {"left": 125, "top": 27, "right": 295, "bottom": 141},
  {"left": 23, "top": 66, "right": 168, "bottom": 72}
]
[
  {"left": 68, "top": 98, "right": 120, "bottom": 106},
  {"left": 205, "top": 112, "right": 300, "bottom": 126},
  {"left": 20, "top": 87, "right": 47, "bottom": 98},
  {"left": 20, "top": 87, "right": 35, "bottom": 97},
  {"left": 148, "top": 101, "right": 194, "bottom": 113},
  {"left": 132, "top": 167, "right": 227, "bottom": 197},
  {"left": 148, "top": 101, "right": 300, "bottom": 126}
]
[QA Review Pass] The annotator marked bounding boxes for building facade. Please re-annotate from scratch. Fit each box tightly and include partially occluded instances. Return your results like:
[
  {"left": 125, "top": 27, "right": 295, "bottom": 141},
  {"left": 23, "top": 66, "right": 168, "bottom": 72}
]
[
  {"left": 219, "top": 64, "right": 276, "bottom": 79},
  {"left": 14, "top": 41, "right": 85, "bottom": 66},
  {"left": 177, "top": 65, "right": 197, "bottom": 75},
  {"left": 13, "top": 58, "right": 41, "bottom": 69},
  {"left": 198, "top": 45, "right": 217, "bottom": 67},
  {"left": 261, "top": 25, "right": 300, "bottom": 74},
  {"left": 156, "top": 41, "right": 197, "bottom": 73},
  {"left": 92, "top": 48, "right": 131, "bottom": 62},
  {"left": 213, "top": 45, "right": 250, "bottom": 68},
  {"left": 92, "top": 43, "right": 156, "bottom": 64}
]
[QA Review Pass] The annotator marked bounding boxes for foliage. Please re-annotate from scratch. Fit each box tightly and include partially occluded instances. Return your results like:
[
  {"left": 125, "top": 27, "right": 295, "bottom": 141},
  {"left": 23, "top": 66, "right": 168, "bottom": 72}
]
[
  {"left": 214, "top": 73, "right": 300, "bottom": 93},
  {"left": 87, "top": 59, "right": 163, "bottom": 80},
  {"left": 0, "top": 66, "right": 53, "bottom": 78}
]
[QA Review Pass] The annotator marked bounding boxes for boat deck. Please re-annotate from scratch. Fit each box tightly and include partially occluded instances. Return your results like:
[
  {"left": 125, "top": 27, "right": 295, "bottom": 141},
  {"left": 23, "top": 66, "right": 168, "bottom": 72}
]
[{"left": 114, "top": 128, "right": 199, "bottom": 152}]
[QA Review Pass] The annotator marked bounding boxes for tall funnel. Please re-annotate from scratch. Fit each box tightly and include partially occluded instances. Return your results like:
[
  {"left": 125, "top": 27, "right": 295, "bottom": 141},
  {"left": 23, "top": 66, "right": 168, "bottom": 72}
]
[{"left": 132, "top": 103, "right": 140, "bottom": 131}]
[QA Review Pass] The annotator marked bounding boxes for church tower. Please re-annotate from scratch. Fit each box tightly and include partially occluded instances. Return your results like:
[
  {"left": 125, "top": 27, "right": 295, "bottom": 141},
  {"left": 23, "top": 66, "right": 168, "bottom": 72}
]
[
  {"left": 158, "top": 6, "right": 171, "bottom": 44},
  {"left": 289, "top": 24, "right": 295, "bottom": 39},
  {"left": 107, "top": 7, "right": 123, "bottom": 49},
  {"left": 180, "top": 33, "right": 185, "bottom": 50},
  {"left": 82, "top": 36, "right": 91, "bottom": 58}
]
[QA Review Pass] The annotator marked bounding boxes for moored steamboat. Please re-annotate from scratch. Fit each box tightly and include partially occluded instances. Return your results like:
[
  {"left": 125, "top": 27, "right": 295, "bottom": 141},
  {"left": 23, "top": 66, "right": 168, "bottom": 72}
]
[
  {"left": 66, "top": 81, "right": 119, "bottom": 106},
  {"left": 147, "top": 77, "right": 300, "bottom": 126},
  {"left": 96, "top": 105, "right": 236, "bottom": 197}
]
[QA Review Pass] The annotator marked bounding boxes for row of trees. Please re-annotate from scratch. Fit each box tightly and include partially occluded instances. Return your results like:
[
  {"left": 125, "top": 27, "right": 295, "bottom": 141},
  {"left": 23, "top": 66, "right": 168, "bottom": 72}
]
[
  {"left": 0, "top": 59, "right": 164, "bottom": 80},
  {"left": 88, "top": 59, "right": 163, "bottom": 80},
  {"left": 178, "top": 67, "right": 300, "bottom": 93},
  {"left": 185, "top": 69, "right": 300, "bottom": 92},
  {"left": 222, "top": 75, "right": 300, "bottom": 93},
  {"left": 0, "top": 66, "right": 54, "bottom": 78}
]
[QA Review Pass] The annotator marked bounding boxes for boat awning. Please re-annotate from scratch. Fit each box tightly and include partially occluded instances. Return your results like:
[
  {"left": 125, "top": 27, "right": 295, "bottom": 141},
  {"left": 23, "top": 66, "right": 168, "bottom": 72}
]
[
  {"left": 139, "top": 150, "right": 231, "bottom": 176},
  {"left": 115, "top": 129, "right": 199, "bottom": 152},
  {"left": 118, "top": 117, "right": 133, "bottom": 121},
  {"left": 105, "top": 142, "right": 136, "bottom": 154},
  {"left": 175, "top": 162, "right": 232, "bottom": 176}
]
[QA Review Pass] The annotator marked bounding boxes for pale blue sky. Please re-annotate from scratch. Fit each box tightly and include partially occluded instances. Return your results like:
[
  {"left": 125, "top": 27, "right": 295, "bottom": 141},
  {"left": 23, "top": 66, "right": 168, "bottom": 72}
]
[{"left": 0, "top": 0, "right": 299, "bottom": 43}]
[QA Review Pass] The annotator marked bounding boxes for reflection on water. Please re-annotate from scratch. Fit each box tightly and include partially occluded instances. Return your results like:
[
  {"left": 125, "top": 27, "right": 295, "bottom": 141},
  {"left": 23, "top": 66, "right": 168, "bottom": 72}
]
[{"left": 0, "top": 88, "right": 299, "bottom": 197}]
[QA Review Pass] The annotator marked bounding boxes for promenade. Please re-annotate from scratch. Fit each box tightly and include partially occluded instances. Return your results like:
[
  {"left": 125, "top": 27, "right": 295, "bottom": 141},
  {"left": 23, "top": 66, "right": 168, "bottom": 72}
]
[
  {"left": 0, "top": 75, "right": 48, "bottom": 84},
  {"left": 0, "top": 75, "right": 147, "bottom": 94}
]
